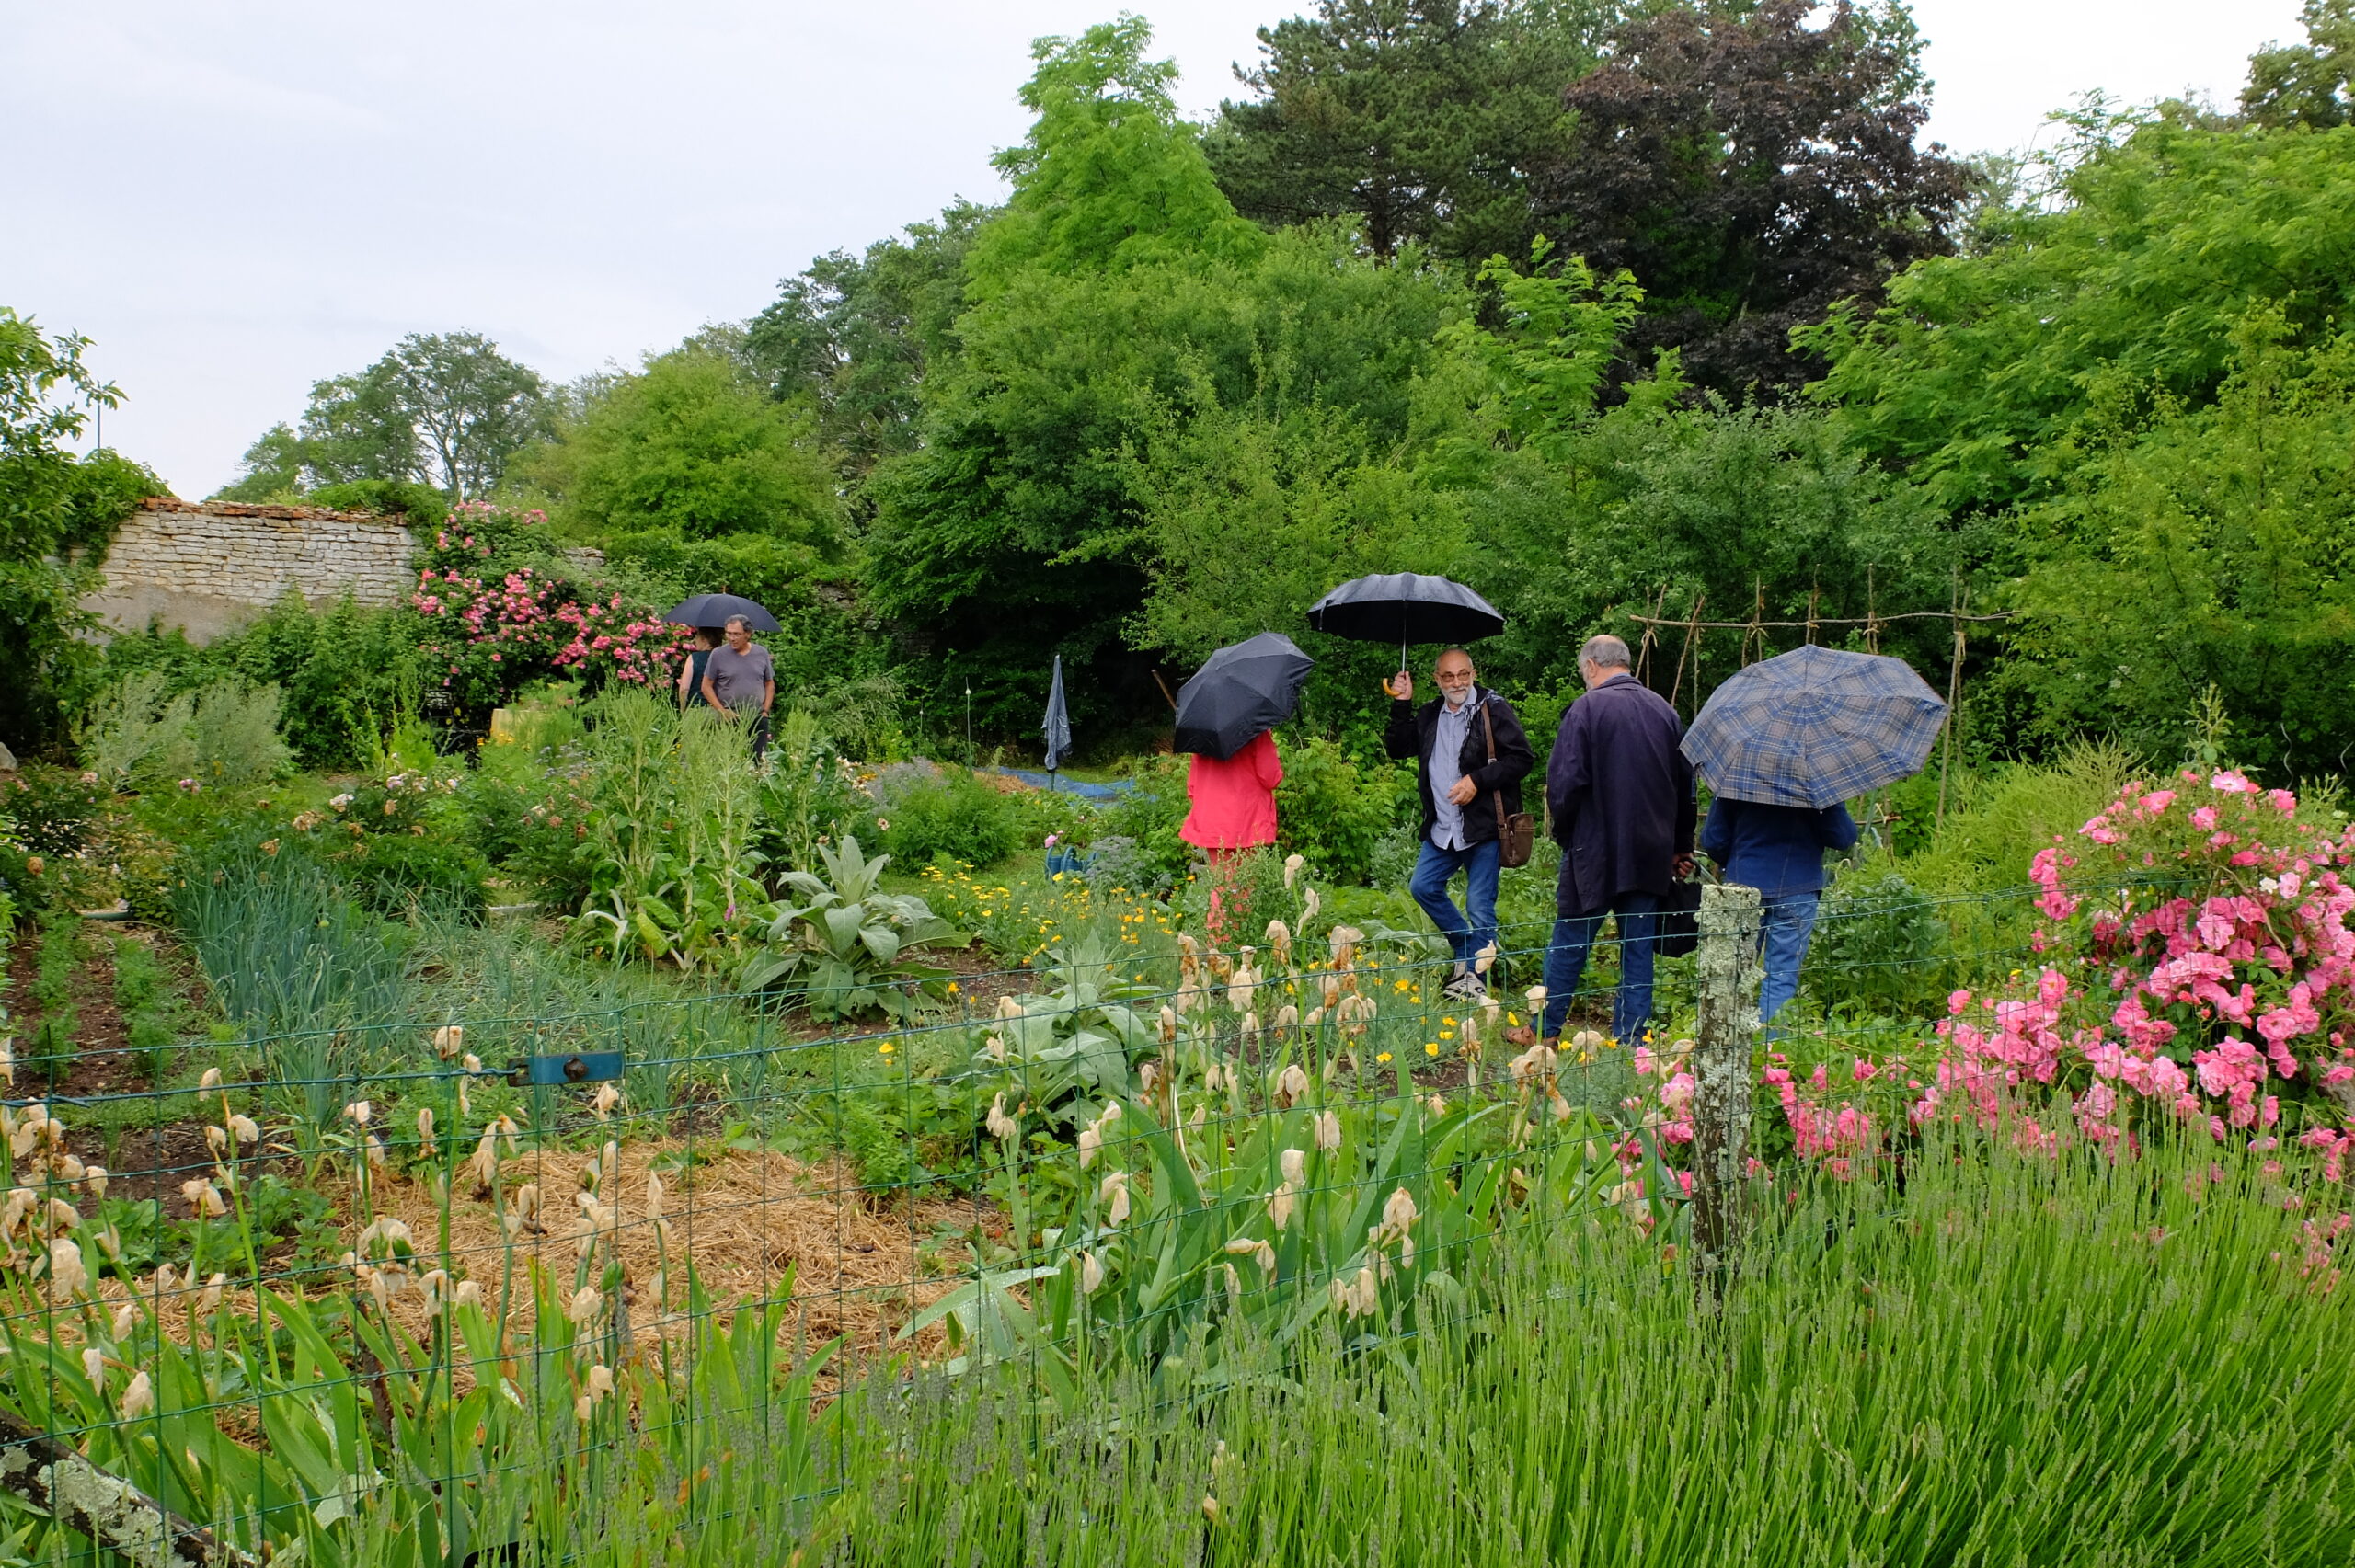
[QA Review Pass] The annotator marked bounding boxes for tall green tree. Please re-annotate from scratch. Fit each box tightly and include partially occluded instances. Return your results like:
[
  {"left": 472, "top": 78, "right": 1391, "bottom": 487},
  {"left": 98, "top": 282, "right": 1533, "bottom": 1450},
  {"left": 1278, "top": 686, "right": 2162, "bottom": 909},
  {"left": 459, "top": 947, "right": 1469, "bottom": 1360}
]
[
  {"left": 1539, "top": 0, "right": 1969, "bottom": 401},
  {"left": 2243, "top": 0, "right": 2355, "bottom": 128},
  {"left": 215, "top": 332, "right": 547, "bottom": 501},
  {"left": 378, "top": 332, "right": 549, "bottom": 499},
  {"left": 864, "top": 19, "right": 1460, "bottom": 736},
  {"left": 1803, "top": 115, "right": 2355, "bottom": 512},
  {"left": 1999, "top": 316, "right": 2355, "bottom": 774},
  {"left": 966, "top": 17, "right": 1267, "bottom": 292},
  {"left": 745, "top": 200, "right": 994, "bottom": 480},
  {"left": 0, "top": 310, "right": 162, "bottom": 752},
  {"left": 1209, "top": 0, "right": 1614, "bottom": 263},
  {"left": 523, "top": 346, "right": 837, "bottom": 548}
]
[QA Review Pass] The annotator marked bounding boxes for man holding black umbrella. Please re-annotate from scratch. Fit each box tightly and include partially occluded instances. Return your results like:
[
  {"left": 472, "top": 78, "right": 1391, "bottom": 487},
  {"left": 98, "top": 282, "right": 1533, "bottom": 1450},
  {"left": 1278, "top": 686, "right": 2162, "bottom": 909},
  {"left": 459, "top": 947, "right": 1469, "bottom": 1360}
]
[{"left": 1384, "top": 647, "right": 1534, "bottom": 1000}]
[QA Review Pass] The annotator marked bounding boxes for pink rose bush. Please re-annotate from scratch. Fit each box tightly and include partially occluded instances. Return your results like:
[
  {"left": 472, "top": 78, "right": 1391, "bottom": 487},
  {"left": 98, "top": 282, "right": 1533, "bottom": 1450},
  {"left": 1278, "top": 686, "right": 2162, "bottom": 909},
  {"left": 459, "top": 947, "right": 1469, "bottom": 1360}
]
[
  {"left": 1763, "top": 770, "right": 2352, "bottom": 1179},
  {"left": 1760, "top": 770, "right": 2355, "bottom": 1189},
  {"left": 411, "top": 502, "right": 693, "bottom": 715}
]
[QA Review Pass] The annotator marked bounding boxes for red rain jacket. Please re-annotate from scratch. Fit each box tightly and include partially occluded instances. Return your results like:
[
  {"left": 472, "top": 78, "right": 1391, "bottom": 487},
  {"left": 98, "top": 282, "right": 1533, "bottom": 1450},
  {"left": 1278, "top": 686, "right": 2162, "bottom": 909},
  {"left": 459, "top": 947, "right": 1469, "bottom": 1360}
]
[{"left": 1180, "top": 731, "right": 1282, "bottom": 850}]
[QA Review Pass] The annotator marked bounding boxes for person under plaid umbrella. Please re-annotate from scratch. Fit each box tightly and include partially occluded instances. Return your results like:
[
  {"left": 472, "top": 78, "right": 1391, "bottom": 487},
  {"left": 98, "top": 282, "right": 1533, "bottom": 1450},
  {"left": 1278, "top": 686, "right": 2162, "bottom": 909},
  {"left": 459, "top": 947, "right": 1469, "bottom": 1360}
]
[{"left": 1683, "top": 645, "right": 1947, "bottom": 1024}]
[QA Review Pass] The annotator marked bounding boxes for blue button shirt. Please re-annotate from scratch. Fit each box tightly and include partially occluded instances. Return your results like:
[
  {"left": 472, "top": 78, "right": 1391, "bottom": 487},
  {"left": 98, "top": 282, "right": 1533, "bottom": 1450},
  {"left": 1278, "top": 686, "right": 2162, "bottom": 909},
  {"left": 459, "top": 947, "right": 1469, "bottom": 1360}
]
[{"left": 1430, "top": 695, "right": 1475, "bottom": 850}]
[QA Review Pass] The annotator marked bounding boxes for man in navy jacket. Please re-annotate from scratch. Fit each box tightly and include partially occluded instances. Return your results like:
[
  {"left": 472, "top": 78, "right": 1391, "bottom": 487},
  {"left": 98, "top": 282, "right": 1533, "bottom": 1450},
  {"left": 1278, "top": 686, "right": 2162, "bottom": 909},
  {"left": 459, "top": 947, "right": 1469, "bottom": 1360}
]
[
  {"left": 1534, "top": 635, "right": 1694, "bottom": 1046},
  {"left": 1698, "top": 795, "right": 1859, "bottom": 1023}
]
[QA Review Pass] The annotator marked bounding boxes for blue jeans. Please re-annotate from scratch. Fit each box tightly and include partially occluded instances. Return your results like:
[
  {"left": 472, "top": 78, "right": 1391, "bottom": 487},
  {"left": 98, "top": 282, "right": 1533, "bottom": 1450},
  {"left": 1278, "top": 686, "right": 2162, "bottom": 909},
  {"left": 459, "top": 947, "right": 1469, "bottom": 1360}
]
[
  {"left": 1758, "top": 891, "right": 1821, "bottom": 1025},
  {"left": 1542, "top": 891, "right": 1662, "bottom": 1044},
  {"left": 1409, "top": 837, "right": 1501, "bottom": 967}
]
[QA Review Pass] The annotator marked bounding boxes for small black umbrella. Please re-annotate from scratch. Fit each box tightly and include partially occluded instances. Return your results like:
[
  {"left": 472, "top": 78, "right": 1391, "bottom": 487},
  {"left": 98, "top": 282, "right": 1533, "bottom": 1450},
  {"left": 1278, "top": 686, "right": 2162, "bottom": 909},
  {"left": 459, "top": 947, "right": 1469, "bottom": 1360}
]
[
  {"left": 1042, "top": 655, "right": 1073, "bottom": 779},
  {"left": 663, "top": 593, "right": 779, "bottom": 634},
  {"left": 1305, "top": 573, "right": 1505, "bottom": 666},
  {"left": 1174, "top": 632, "right": 1315, "bottom": 760}
]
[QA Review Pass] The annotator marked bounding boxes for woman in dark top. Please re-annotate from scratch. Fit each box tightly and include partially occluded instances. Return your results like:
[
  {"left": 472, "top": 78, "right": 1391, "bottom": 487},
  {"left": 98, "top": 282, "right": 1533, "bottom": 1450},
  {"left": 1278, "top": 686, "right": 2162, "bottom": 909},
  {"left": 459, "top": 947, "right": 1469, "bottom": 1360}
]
[
  {"left": 674, "top": 627, "right": 722, "bottom": 712},
  {"left": 1698, "top": 795, "right": 1860, "bottom": 1023}
]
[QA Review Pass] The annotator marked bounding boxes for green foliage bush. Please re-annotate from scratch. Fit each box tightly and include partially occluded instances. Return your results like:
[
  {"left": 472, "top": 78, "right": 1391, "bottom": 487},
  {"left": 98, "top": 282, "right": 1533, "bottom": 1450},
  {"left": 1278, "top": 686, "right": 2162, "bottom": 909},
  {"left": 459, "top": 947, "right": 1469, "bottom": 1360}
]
[
  {"left": 1097, "top": 753, "right": 1193, "bottom": 885},
  {"left": 327, "top": 830, "right": 491, "bottom": 919},
  {"left": 1275, "top": 736, "right": 1414, "bottom": 886},
  {"left": 1802, "top": 870, "right": 1949, "bottom": 1016},
  {"left": 1004, "top": 783, "right": 1098, "bottom": 853},
  {"left": 880, "top": 767, "right": 1020, "bottom": 869},
  {"left": 79, "top": 670, "right": 292, "bottom": 789}
]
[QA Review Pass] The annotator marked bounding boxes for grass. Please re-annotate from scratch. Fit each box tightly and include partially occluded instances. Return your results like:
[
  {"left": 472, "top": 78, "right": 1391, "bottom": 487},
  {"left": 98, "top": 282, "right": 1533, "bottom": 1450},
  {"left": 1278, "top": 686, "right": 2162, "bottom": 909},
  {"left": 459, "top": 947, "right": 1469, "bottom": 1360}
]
[
  {"left": 13, "top": 1126, "right": 2335, "bottom": 1566},
  {"left": 634, "top": 1134, "right": 2355, "bottom": 1566}
]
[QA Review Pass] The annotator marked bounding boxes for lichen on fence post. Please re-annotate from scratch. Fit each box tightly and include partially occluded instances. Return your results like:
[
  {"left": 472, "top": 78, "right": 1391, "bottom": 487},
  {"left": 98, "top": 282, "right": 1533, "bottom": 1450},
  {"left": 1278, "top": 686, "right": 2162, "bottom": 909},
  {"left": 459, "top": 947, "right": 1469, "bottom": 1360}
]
[{"left": 1692, "top": 881, "right": 1762, "bottom": 1300}]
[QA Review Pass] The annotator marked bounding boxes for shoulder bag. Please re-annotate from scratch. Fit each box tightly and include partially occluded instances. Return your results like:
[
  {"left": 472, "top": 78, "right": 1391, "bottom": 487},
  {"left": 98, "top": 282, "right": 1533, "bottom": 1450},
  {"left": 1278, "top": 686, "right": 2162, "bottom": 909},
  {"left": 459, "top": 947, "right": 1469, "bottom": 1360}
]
[{"left": 1479, "top": 702, "right": 1536, "bottom": 869}]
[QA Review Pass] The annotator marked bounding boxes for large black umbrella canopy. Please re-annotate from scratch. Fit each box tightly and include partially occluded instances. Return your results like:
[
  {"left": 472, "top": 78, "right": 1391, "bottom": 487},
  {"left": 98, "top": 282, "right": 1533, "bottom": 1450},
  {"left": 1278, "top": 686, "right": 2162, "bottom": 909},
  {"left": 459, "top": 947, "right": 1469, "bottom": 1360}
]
[
  {"left": 1173, "top": 632, "right": 1315, "bottom": 760},
  {"left": 663, "top": 593, "right": 779, "bottom": 634},
  {"left": 1305, "top": 573, "right": 1505, "bottom": 663}
]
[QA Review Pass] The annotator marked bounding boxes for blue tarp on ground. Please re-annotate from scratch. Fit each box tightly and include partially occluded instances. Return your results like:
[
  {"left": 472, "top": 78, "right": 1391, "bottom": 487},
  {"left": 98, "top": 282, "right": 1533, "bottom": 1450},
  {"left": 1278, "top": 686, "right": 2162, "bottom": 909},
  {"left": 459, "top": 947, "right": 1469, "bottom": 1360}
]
[{"left": 994, "top": 768, "right": 1135, "bottom": 800}]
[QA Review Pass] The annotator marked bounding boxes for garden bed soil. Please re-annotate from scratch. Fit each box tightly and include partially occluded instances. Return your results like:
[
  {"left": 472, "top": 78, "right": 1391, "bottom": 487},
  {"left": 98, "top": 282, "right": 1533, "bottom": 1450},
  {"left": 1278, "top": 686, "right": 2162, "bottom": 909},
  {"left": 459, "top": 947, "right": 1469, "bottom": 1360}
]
[
  {"left": 365, "top": 1140, "right": 994, "bottom": 1361},
  {"left": 6, "top": 926, "right": 135, "bottom": 1099}
]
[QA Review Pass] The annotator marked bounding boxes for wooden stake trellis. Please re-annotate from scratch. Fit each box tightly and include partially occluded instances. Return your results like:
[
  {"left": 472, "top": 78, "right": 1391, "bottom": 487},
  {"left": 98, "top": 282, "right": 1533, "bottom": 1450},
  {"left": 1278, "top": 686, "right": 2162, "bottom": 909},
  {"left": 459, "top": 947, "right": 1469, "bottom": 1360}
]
[{"left": 1626, "top": 590, "right": 2014, "bottom": 830}]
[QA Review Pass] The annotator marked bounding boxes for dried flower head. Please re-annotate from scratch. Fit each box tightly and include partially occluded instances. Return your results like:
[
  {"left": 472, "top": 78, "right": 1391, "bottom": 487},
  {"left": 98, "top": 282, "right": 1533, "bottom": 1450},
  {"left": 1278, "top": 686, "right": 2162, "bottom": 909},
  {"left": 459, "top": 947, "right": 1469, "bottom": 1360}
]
[
  {"left": 47, "top": 1238, "right": 88, "bottom": 1302},
  {"left": 1273, "top": 1063, "right": 1309, "bottom": 1109}
]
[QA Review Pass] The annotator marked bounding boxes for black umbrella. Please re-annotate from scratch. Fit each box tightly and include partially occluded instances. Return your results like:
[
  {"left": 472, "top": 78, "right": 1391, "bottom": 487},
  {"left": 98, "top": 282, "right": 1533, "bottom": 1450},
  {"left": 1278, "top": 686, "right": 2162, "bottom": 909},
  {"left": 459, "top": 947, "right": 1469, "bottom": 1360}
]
[
  {"left": 1174, "top": 632, "right": 1315, "bottom": 760},
  {"left": 663, "top": 593, "right": 779, "bottom": 634},
  {"left": 1305, "top": 573, "right": 1505, "bottom": 666}
]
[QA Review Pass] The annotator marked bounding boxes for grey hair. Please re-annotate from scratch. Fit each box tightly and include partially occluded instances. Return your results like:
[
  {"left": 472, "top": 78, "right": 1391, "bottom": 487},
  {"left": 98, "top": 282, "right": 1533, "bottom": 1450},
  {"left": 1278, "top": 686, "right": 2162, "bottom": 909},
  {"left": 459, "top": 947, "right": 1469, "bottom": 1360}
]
[
  {"left": 723, "top": 614, "right": 752, "bottom": 633},
  {"left": 1579, "top": 634, "right": 1632, "bottom": 670}
]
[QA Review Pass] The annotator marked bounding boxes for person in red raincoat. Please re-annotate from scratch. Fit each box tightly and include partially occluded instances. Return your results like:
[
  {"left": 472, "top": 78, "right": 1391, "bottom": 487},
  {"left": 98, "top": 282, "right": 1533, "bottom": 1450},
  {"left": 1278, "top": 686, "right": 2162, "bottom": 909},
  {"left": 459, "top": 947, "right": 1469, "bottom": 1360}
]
[{"left": 1180, "top": 729, "right": 1281, "bottom": 933}]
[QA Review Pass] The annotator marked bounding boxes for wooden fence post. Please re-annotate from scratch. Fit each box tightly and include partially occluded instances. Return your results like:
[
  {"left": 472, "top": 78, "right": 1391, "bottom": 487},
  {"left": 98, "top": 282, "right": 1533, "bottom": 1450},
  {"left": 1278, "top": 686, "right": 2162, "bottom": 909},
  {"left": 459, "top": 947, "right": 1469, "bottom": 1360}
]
[
  {"left": 0, "top": 1406, "right": 255, "bottom": 1568},
  {"left": 1692, "top": 882, "right": 1762, "bottom": 1299}
]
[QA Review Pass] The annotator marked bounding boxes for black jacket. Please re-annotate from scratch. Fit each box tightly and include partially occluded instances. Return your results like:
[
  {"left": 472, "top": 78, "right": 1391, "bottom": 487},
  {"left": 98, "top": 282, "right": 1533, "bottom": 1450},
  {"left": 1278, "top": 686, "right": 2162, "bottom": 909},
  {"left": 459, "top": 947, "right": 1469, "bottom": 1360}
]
[{"left": 1384, "top": 686, "right": 1535, "bottom": 847}]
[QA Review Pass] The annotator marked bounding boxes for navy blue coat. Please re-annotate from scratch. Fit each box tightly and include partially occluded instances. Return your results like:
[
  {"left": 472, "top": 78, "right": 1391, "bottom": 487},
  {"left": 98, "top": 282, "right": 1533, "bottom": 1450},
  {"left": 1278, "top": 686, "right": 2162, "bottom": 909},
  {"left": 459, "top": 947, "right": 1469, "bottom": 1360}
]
[
  {"left": 1545, "top": 673, "right": 1694, "bottom": 914},
  {"left": 1699, "top": 797, "right": 1861, "bottom": 898}
]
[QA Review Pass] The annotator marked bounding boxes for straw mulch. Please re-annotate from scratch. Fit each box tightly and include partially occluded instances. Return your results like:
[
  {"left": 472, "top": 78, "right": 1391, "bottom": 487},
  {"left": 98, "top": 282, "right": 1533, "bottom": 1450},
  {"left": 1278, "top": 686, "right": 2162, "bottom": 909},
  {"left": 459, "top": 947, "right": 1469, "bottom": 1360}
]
[{"left": 367, "top": 1141, "right": 1001, "bottom": 1361}]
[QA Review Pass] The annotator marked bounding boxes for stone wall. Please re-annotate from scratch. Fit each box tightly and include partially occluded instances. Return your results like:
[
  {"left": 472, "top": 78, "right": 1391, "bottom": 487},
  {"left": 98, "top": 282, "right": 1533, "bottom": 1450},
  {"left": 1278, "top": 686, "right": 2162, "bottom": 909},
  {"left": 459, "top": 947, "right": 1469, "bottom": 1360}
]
[{"left": 81, "top": 498, "right": 419, "bottom": 644}]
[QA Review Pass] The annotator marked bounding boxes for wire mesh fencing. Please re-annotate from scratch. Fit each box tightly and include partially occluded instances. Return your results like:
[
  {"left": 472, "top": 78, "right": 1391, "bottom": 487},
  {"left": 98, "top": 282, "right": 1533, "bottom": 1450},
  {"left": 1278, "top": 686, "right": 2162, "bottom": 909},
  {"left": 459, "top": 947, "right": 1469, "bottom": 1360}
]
[{"left": 0, "top": 877, "right": 2057, "bottom": 1564}]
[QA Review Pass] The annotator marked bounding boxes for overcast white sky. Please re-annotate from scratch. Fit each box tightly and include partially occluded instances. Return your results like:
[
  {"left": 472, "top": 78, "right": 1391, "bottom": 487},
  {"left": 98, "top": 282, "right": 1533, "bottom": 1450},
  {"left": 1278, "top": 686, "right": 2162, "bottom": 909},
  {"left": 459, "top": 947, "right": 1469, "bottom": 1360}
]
[{"left": 0, "top": 0, "right": 2307, "bottom": 498}]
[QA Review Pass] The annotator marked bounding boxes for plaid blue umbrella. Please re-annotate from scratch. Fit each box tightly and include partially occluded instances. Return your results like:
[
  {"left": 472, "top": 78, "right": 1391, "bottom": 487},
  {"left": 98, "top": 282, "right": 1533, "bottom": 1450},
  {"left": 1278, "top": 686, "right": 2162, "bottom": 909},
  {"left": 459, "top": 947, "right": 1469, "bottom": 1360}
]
[{"left": 1682, "top": 646, "right": 1948, "bottom": 808}]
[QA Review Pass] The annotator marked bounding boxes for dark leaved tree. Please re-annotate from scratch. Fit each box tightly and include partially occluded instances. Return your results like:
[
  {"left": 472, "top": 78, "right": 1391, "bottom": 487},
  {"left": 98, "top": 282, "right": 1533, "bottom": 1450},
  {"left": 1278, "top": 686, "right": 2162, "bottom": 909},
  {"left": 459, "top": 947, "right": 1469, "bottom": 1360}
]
[
  {"left": 1536, "top": 0, "right": 1969, "bottom": 401},
  {"left": 1209, "top": 0, "right": 1615, "bottom": 263}
]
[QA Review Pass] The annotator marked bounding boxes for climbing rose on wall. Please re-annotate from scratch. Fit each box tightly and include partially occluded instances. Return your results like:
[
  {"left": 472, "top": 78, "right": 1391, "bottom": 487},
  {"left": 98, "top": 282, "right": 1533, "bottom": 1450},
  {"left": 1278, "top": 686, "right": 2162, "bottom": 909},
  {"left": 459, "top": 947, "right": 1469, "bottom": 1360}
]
[{"left": 410, "top": 502, "right": 691, "bottom": 713}]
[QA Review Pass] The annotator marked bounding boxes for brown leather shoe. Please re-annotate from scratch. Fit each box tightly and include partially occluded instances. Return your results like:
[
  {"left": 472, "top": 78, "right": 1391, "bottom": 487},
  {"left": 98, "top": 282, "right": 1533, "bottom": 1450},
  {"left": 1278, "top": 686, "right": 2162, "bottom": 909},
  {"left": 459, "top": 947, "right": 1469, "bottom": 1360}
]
[{"left": 1501, "top": 1025, "right": 1538, "bottom": 1049}]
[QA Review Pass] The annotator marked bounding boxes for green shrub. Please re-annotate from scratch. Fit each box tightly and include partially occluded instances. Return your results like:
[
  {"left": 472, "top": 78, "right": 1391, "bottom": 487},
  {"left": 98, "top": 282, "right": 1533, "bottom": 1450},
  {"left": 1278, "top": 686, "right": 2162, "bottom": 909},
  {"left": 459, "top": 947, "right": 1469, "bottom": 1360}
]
[
  {"left": 0, "top": 766, "right": 106, "bottom": 913},
  {"left": 79, "top": 671, "right": 292, "bottom": 789},
  {"left": 880, "top": 767, "right": 1020, "bottom": 868},
  {"left": 1802, "top": 870, "right": 1948, "bottom": 1016},
  {"left": 1004, "top": 782, "right": 1099, "bottom": 853},
  {"left": 1275, "top": 736, "right": 1414, "bottom": 886},
  {"left": 1097, "top": 753, "right": 1192, "bottom": 885},
  {"left": 327, "top": 830, "right": 491, "bottom": 918}
]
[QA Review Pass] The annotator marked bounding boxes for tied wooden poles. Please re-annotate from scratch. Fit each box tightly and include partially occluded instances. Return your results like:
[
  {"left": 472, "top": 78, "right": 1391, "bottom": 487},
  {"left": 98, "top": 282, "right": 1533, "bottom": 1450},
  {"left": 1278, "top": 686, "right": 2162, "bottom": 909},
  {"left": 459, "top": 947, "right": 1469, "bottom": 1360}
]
[
  {"left": 0, "top": 1407, "right": 256, "bottom": 1568},
  {"left": 1936, "top": 578, "right": 1970, "bottom": 827},
  {"left": 1692, "top": 882, "right": 1763, "bottom": 1306}
]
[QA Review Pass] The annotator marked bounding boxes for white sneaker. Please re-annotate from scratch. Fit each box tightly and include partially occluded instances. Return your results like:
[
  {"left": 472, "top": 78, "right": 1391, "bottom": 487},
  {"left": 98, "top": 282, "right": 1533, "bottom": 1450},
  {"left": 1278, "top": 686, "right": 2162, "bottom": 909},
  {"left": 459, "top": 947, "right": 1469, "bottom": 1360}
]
[{"left": 1442, "top": 969, "right": 1488, "bottom": 1001}]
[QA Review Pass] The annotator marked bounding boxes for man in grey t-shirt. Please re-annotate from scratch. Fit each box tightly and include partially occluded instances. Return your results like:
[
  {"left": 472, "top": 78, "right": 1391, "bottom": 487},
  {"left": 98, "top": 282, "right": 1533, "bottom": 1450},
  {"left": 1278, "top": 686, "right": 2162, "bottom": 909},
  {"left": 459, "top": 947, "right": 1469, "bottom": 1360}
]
[{"left": 700, "top": 615, "right": 776, "bottom": 761}]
